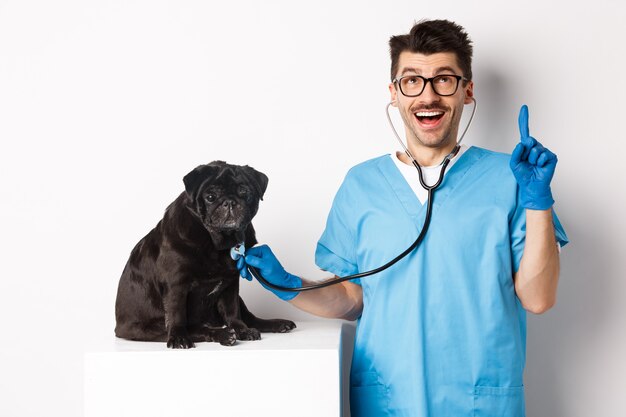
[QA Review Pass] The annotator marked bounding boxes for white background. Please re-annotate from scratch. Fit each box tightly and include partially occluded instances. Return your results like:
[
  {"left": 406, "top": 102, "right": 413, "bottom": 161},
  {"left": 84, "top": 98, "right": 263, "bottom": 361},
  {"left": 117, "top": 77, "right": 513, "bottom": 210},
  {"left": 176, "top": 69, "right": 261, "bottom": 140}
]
[{"left": 1, "top": 0, "right": 625, "bottom": 416}]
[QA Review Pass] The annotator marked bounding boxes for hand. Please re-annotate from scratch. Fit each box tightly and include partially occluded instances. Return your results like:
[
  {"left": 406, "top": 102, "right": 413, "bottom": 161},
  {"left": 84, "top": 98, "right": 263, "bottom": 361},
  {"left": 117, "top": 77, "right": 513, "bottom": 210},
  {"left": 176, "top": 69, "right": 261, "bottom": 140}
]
[
  {"left": 510, "top": 105, "right": 558, "bottom": 210},
  {"left": 238, "top": 245, "right": 302, "bottom": 301}
]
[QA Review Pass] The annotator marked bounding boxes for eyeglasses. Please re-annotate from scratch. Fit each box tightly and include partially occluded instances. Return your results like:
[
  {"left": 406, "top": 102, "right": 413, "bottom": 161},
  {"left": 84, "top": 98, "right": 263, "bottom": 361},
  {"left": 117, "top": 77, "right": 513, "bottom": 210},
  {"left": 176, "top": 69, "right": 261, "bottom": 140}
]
[{"left": 393, "top": 74, "right": 468, "bottom": 97}]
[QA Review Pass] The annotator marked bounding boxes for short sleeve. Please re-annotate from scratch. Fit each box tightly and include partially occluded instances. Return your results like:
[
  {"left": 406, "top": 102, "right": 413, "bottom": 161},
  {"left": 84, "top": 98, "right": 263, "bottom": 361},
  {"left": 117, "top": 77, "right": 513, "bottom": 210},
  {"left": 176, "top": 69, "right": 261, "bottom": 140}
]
[
  {"left": 315, "top": 177, "right": 361, "bottom": 284},
  {"left": 551, "top": 210, "right": 569, "bottom": 248}
]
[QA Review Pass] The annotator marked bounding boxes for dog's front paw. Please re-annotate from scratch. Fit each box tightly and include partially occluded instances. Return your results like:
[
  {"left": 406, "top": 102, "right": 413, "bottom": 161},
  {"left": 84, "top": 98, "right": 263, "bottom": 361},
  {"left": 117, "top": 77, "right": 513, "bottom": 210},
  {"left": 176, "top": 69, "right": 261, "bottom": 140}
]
[
  {"left": 167, "top": 329, "right": 195, "bottom": 349},
  {"left": 275, "top": 319, "right": 296, "bottom": 333},
  {"left": 217, "top": 328, "right": 237, "bottom": 346},
  {"left": 236, "top": 327, "right": 261, "bottom": 341}
]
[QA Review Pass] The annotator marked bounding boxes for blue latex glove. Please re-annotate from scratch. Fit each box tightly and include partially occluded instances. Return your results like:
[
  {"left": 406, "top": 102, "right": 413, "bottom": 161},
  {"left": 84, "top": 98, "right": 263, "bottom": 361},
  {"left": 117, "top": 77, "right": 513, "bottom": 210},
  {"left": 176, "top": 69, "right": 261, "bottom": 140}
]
[
  {"left": 509, "top": 105, "right": 558, "bottom": 210},
  {"left": 237, "top": 245, "right": 302, "bottom": 301}
]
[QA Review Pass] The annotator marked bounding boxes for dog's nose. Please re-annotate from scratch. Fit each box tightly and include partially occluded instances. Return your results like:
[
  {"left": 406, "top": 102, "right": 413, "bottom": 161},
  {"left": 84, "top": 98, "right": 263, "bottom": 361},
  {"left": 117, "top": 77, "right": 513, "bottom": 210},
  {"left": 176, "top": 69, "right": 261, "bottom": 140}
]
[{"left": 222, "top": 200, "right": 237, "bottom": 209}]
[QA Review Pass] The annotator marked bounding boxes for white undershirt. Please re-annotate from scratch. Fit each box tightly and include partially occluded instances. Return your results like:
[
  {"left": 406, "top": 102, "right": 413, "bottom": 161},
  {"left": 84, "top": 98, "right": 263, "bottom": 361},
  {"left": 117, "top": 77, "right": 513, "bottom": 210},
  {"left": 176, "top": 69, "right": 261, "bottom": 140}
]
[{"left": 391, "top": 144, "right": 469, "bottom": 204}]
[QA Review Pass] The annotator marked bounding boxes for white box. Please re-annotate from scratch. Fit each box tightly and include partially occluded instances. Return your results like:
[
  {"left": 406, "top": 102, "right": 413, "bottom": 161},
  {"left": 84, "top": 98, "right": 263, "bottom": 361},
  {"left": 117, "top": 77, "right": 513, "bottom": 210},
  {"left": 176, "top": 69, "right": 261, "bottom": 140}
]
[{"left": 84, "top": 321, "right": 354, "bottom": 417}]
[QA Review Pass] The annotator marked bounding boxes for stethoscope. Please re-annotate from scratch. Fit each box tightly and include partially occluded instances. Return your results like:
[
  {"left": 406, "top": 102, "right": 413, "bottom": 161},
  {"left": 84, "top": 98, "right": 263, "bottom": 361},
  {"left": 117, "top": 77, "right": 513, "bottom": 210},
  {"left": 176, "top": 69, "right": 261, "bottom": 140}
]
[{"left": 232, "top": 97, "right": 478, "bottom": 293}]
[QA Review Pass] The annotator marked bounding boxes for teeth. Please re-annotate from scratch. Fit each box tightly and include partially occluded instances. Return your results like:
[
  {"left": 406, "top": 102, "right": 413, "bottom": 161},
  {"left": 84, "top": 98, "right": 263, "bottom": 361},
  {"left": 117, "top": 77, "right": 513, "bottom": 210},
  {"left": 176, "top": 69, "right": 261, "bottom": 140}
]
[{"left": 415, "top": 111, "right": 444, "bottom": 117}]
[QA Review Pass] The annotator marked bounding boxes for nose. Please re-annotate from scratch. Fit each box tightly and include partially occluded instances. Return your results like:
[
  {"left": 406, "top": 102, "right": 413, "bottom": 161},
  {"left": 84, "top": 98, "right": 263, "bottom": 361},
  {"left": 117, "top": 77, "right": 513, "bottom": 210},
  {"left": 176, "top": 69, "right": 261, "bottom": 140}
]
[
  {"left": 419, "top": 80, "right": 439, "bottom": 102},
  {"left": 222, "top": 199, "right": 237, "bottom": 209}
]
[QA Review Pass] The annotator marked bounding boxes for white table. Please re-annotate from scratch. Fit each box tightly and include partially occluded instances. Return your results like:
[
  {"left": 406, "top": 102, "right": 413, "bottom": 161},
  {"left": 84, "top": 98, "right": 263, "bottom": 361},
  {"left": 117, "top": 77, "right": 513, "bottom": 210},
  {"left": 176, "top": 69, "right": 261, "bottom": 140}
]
[{"left": 84, "top": 320, "right": 355, "bottom": 417}]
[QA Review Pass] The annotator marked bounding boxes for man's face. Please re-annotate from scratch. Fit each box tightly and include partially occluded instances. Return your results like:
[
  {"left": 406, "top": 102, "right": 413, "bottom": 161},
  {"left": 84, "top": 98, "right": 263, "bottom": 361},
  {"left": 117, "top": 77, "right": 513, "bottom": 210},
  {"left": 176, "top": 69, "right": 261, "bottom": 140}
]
[{"left": 389, "top": 51, "right": 474, "bottom": 153}]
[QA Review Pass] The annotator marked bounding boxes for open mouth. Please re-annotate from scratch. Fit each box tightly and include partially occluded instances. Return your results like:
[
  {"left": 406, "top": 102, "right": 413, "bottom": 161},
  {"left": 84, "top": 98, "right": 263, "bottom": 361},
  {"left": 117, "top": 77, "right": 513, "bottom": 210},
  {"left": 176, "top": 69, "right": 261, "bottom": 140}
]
[{"left": 414, "top": 110, "right": 445, "bottom": 128}]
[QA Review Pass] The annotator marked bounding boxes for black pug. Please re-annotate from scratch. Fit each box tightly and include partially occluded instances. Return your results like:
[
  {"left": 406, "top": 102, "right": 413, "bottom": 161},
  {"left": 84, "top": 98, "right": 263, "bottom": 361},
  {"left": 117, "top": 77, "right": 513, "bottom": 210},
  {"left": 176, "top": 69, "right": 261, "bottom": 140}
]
[{"left": 115, "top": 161, "right": 296, "bottom": 348}]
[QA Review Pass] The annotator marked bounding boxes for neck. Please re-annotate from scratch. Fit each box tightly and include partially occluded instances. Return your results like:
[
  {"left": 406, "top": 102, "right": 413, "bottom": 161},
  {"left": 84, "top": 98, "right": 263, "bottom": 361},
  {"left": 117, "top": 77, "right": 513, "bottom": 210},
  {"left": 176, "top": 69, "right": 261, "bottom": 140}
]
[{"left": 404, "top": 141, "right": 458, "bottom": 167}]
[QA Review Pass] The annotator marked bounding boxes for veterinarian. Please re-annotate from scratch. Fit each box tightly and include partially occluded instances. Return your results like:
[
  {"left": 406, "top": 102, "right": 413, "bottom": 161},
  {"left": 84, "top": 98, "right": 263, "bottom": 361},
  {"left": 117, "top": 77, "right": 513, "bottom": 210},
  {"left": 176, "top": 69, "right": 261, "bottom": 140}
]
[{"left": 239, "top": 19, "right": 568, "bottom": 417}]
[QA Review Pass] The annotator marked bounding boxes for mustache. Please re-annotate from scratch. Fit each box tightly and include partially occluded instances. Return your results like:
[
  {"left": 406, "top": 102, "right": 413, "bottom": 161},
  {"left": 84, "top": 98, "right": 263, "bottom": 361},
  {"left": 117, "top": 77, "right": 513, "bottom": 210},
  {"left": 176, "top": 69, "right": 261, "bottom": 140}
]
[{"left": 410, "top": 104, "right": 449, "bottom": 113}]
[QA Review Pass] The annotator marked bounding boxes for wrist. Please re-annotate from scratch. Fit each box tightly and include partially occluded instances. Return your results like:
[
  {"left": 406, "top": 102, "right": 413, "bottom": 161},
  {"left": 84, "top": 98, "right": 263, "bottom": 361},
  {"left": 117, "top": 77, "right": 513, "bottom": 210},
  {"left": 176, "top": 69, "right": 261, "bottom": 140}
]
[
  {"left": 520, "top": 186, "right": 554, "bottom": 210},
  {"left": 277, "top": 273, "right": 302, "bottom": 301}
]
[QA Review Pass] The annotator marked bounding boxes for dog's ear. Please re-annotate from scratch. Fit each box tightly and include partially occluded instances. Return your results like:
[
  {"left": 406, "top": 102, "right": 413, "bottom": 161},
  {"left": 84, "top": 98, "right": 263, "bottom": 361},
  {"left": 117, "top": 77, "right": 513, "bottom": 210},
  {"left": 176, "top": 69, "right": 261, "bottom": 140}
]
[
  {"left": 183, "top": 164, "right": 220, "bottom": 196},
  {"left": 241, "top": 165, "right": 269, "bottom": 200}
]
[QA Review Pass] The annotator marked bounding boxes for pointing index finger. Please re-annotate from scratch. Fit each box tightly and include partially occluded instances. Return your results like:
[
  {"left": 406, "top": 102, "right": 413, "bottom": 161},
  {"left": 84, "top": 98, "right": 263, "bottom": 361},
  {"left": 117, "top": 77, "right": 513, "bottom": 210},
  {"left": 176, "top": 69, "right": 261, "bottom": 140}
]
[{"left": 518, "top": 104, "right": 530, "bottom": 141}]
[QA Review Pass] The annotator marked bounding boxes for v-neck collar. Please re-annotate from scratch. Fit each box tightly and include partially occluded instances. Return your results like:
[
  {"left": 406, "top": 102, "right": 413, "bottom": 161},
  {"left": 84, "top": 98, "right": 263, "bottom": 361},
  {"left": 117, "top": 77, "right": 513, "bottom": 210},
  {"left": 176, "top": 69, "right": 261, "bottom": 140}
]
[{"left": 376, "top": 146, "right": 486, "bottom": 224}]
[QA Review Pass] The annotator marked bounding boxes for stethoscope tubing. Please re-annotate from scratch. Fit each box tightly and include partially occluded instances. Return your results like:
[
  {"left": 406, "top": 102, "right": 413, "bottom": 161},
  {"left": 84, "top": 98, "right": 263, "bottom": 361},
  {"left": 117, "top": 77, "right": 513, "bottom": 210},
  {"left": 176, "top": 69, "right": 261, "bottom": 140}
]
[
  {"left": 245, "top": 98, "right": 477, "bottom": 293},
  {"left": 246, "top": 158, "right": 451, "bottom": 292}
]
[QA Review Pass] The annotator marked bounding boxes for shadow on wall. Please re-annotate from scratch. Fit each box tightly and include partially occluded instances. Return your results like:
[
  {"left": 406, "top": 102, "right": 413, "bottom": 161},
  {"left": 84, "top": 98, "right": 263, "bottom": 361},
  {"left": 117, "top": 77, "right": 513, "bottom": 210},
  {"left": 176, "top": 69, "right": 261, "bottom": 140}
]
[
  {"left": 525, "top": 189, "right": 611, "bottom": 416},
  {"left": 471, "top": 66, "right": 516, "bottom": 153}
]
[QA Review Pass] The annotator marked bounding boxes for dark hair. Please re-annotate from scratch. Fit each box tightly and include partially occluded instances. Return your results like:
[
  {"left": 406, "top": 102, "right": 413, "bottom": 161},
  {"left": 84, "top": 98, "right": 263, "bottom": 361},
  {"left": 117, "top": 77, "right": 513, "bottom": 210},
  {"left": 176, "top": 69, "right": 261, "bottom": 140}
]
[{"left": 389, "top": 19, "right": 473, "bottom": 82}]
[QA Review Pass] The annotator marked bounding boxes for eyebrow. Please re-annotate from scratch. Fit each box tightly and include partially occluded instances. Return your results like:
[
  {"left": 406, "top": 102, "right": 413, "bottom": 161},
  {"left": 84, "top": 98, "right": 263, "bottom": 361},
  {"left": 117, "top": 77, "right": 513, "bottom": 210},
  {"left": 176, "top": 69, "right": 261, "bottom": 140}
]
[{"left": 399, "top": 66, "right": 459, "bottom": 76}]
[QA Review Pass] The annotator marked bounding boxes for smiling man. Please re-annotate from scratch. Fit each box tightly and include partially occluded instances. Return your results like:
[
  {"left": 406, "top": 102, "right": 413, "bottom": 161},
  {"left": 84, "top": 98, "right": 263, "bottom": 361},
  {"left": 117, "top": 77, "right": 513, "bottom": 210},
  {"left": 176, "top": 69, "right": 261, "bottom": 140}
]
[
  {"left": 238, "top": 19, "right": 568, "bottom": 417},
  {"left": 390, "top": 51, "right": 473, "bottom": 164}
]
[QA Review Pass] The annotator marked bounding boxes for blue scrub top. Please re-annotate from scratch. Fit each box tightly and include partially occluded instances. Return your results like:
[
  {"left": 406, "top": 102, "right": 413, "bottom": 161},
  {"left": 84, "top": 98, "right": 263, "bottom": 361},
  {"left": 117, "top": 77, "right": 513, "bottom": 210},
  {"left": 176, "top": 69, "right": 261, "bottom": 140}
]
[{"left": 315, "top": 146, "right": 568, "bottom": 417}]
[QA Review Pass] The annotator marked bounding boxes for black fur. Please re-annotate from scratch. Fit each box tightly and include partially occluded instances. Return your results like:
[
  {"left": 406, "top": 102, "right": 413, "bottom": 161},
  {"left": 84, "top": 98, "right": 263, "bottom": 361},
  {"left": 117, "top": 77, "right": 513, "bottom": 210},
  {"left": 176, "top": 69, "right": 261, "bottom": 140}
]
[{"left": 115, "top": 161, "right": 296, "bottom": 348}]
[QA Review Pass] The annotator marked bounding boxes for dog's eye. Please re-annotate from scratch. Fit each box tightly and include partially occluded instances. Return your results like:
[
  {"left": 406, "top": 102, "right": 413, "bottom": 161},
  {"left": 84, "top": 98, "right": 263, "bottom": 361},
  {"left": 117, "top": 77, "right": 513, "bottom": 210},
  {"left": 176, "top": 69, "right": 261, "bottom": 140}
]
[
  {"left": 206, "top": 193, "right": 217, "bottom": 203},
  {"left": 238, "top": 186, "right": 249, "bottom": 196}
]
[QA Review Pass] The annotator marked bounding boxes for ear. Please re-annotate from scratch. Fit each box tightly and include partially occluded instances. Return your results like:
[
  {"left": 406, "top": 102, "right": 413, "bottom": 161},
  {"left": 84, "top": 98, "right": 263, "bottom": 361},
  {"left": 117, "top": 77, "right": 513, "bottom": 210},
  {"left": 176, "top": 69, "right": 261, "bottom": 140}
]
[
  {"left": 183, "top": 164, "right": 220, "bottom": 196},
  {"left": 389, "top": 83, "right": 398, "bottom": 107},
  {"left": 241, "top": 165, "right": 269, "bottom": 200},
  {"left": 463, "top": 80, "right": 474, "bottom": 105}
]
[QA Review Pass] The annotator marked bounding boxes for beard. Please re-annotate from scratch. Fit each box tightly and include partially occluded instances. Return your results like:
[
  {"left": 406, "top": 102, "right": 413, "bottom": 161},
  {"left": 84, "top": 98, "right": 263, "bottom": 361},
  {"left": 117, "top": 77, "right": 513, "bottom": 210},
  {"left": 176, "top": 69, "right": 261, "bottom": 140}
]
[{"left": 399, "top": 102, "right": 463, "bottom": 151}]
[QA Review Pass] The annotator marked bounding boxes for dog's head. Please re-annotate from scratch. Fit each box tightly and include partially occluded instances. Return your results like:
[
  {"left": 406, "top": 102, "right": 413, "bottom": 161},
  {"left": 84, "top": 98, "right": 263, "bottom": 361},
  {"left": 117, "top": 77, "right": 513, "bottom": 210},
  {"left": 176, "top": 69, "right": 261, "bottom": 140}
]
[{"left": 183, "top": 161, "right": 268, "bottom": 245}]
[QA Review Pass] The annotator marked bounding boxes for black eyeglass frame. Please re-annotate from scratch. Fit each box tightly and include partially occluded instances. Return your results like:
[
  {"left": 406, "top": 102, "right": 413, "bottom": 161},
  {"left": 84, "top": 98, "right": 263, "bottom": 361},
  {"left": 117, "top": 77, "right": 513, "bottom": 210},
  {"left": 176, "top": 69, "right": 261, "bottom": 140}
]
[{"left": 392, "top": 74, "right": 469, "bottom": 97}]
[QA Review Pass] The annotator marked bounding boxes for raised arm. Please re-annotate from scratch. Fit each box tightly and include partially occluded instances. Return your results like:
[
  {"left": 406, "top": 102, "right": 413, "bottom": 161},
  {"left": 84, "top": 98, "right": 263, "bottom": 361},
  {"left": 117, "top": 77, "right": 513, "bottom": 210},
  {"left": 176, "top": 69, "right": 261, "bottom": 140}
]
[
  {"left": 514, "top": 209, "right": 560, "bottom": 313},
  {"left": 510, "top": 105, "right": 561, "bottom": 314}
]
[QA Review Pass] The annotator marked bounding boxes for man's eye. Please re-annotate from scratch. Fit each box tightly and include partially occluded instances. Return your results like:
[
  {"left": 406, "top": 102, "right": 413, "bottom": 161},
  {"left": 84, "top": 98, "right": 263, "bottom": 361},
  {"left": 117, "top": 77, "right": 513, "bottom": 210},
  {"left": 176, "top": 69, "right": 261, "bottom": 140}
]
[
  {"left": 407, "top": 76, "right": 419, "bottom": 84},
  {"left": 436, "top": 75, "right": 453, "bottom": 84}
]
